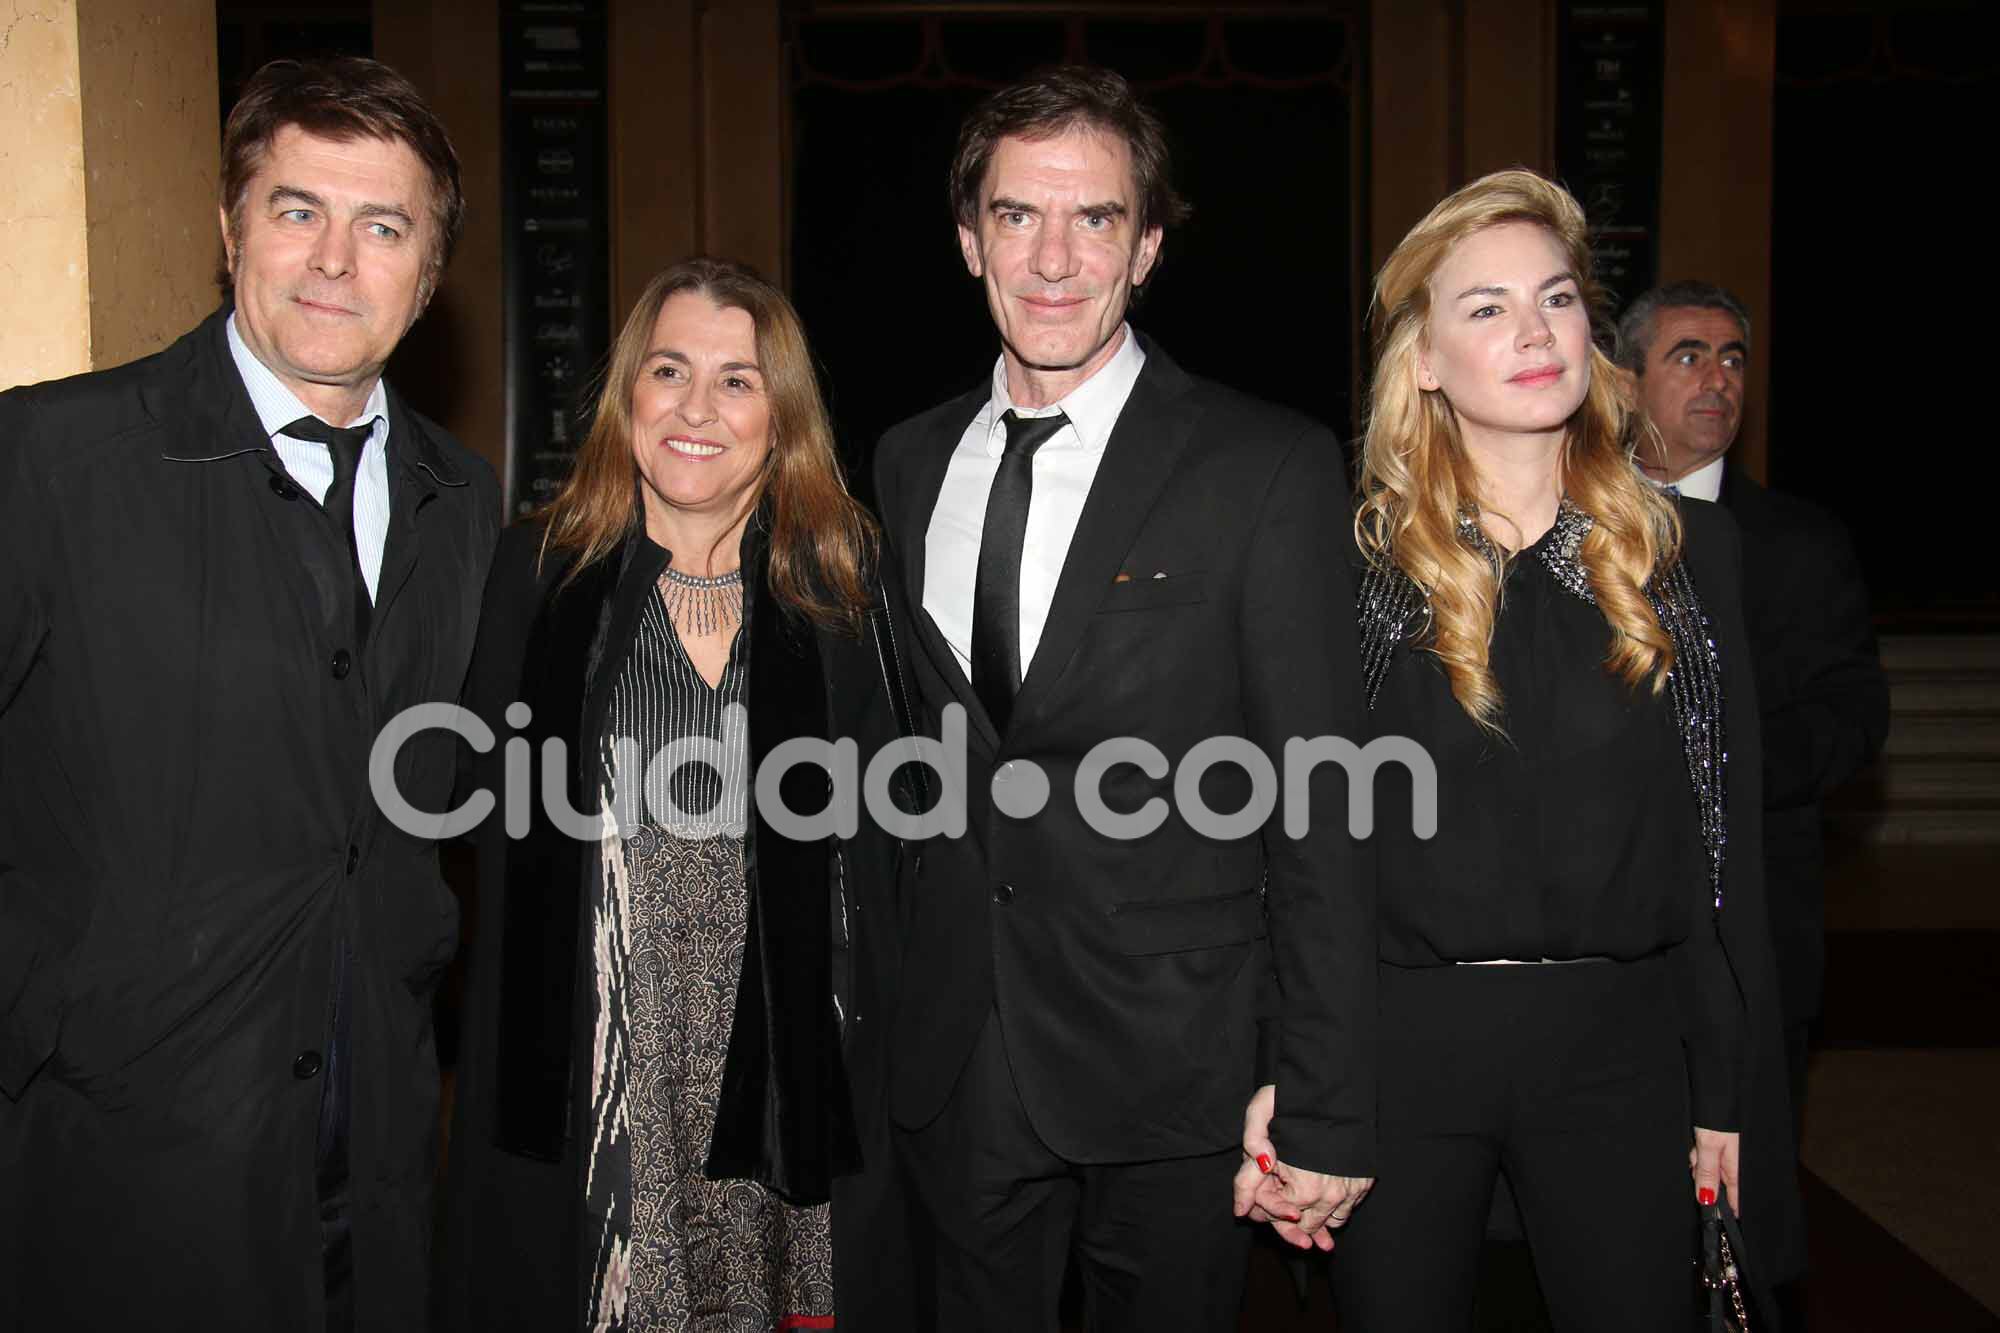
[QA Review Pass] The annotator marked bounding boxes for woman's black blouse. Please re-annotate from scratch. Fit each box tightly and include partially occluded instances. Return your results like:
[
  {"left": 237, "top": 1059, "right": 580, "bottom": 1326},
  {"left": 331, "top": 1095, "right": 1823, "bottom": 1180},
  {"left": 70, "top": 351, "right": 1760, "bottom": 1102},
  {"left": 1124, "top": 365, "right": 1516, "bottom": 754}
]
[{"left": 1364, "top": 522, "right": 1745, "bottom": 1128}]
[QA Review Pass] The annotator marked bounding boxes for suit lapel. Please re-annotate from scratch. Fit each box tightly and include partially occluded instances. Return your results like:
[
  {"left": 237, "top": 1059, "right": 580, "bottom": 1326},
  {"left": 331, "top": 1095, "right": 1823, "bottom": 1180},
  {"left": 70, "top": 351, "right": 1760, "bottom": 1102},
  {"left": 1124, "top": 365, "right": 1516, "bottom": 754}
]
[
  {"left": 1011, "top": 344, "right": 1201, "bottom": 730},
  {"left": 898, "top": 383, "right": 999, "bottom": 750}
]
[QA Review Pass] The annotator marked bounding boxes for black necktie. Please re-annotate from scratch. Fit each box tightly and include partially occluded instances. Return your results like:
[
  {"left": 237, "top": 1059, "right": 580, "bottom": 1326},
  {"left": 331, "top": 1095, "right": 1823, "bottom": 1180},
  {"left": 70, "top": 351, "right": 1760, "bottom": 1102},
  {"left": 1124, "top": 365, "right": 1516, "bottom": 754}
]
[
  {"left": 284, "top": 416, "right": 374, "bottom": 646},
  {"left": 971, "top": 409, "right": 1067, "bottom": 733}
]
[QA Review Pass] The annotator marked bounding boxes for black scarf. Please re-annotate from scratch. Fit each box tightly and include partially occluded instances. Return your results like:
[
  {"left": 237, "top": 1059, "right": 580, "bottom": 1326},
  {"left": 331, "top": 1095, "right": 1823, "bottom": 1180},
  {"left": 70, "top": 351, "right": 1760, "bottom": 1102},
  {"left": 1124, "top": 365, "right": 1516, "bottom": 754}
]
[{"left": 492, "top": 523, "right": 860, "bottom": 1203}]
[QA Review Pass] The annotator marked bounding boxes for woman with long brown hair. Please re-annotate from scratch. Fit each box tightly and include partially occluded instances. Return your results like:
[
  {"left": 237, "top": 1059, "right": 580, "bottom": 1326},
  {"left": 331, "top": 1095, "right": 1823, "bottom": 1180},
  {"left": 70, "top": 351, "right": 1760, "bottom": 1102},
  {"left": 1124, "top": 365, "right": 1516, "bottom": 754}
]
[
  {"left": 439, "top": 258, "right": 919, "bottom": 1331},
  {"left": 1327, "top": 172, "right": 1802, "bottom": 1327}
]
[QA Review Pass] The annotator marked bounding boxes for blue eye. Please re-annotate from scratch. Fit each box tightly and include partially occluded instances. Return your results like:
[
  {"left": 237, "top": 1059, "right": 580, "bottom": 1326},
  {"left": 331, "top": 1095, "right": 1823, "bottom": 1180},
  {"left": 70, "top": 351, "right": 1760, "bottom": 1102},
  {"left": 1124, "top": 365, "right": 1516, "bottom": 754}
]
[
  {"left": 366, "top": 221, "right": 401, "bottom": 240},
  {"left": 280, "top": 208, "right": 315, "bottom": 224}
]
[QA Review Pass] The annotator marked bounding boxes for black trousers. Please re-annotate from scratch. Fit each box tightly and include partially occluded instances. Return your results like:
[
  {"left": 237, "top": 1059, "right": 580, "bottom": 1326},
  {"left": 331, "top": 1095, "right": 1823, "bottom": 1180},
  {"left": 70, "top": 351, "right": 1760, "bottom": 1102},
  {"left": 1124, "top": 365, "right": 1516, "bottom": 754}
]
[
  {"left": 1332, "top": 957, "right": 1695, "bottom": 1333},
  {"left": 896, "top": 1011, "right": 1250, "bottom": 1333}
]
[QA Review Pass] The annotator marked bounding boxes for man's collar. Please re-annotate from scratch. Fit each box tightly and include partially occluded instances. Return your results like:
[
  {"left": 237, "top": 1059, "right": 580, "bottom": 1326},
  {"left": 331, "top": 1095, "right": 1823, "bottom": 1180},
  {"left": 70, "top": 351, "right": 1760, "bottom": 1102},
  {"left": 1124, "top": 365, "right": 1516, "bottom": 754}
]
[
  {"left": 1669, "top": 455, "right": 1728, "bottom": 503},
  {"left": 977, "top": 323, "right": 1147, "bottom": 454},
  {"left": 225, "top": 312, "right": 390, "bottom": 445}
]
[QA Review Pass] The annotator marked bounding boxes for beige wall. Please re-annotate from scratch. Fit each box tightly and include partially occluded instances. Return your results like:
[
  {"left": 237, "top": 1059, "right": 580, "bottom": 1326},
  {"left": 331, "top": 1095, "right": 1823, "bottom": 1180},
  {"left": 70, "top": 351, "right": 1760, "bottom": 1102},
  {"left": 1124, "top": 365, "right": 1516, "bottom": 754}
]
[
  {"left": 75, "top": 1, "right": 221, "bottom": 371},
  {"left": 0, "top": 0, "right": 217, "bottom": 391},
  {"left": 1, "top": 0, "right": 93, "bottom": 387}
]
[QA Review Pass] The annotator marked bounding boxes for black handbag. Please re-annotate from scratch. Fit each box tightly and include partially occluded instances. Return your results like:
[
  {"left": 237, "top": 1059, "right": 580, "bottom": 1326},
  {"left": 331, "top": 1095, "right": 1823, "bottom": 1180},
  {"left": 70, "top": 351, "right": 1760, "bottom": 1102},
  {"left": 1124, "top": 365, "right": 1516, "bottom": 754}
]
[{"left": 1695, "top": 1193, "right": 1757, "bottom": 1331}]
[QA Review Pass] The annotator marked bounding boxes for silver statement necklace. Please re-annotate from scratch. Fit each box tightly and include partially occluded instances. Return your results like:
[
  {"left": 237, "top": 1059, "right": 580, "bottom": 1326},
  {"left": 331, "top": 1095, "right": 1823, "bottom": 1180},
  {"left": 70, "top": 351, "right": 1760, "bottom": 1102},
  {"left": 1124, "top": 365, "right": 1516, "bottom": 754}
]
[{"left": 658, "top": 565, "right": 745, "bottom": 637}]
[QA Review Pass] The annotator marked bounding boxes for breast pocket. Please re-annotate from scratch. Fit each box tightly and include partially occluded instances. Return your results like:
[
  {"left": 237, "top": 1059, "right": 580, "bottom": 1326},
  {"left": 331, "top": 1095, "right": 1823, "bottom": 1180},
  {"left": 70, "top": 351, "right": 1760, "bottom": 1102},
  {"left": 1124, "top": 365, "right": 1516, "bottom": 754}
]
[
  {"left": 1096, "top": 571, "right": 1207, "bottom": 614},
  {"left": 1108, "top": 887, "right": 1266, "bottom": 956}
]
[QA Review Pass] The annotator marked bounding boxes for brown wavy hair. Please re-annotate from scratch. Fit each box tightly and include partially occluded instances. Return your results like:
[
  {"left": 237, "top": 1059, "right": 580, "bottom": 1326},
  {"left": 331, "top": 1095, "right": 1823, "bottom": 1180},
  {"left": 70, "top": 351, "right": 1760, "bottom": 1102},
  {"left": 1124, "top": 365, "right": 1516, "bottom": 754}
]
[
  {"left": 1355, "top": 170, "right": 1681, "bottom": 733},
  {"left": 539, "top": 258, "right": 878, "bottom": 635}
]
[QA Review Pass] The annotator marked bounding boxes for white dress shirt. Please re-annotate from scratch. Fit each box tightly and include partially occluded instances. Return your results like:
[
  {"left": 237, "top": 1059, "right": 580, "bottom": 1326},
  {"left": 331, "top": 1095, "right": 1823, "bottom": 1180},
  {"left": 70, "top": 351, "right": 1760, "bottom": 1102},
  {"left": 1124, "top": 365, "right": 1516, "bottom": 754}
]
[
  {"left": 1671, "top": 455, "right": 1727, "bottom": 503},
  {"left": 924, "top": 325, "right": 1147, "bottom": 680},
  {"left": 226, "top": 314, "right": 392, "bottom": 600}
]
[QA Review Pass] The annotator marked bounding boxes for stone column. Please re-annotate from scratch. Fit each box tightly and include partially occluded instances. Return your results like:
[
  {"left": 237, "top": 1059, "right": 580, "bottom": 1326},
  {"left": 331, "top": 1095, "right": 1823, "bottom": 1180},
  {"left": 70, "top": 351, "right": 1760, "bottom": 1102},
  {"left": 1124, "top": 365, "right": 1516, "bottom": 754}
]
[{"left": 0, "top": 0, "right": 218, "bottom": 390}]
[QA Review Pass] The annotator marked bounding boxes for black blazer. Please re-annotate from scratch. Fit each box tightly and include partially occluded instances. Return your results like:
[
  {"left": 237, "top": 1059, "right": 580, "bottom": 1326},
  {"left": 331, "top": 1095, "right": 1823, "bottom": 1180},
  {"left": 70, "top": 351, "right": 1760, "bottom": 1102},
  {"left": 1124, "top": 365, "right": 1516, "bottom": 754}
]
[
  {"left": 1718, "top": 466, "right": 1889, "bottom": 1022},
  {"left": 437, "top": 521, "right": 921, "bottom": 1332},
  {"left": 0, "top": 307, "right": 499, "bottom": 1331},
  {"left": 873, "top": 338, "right": 1376, "bottom": 1176}
]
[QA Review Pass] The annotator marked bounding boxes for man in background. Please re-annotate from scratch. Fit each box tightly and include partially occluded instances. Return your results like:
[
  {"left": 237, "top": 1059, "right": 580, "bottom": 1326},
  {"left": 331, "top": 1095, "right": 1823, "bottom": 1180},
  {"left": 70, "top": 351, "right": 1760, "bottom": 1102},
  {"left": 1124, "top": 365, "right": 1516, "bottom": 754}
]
[
  {"left": 0, "top": 57, "right": 497, "bottom": 1330},
  {"left": 1619, "top": 280, "right": 1889, "bottom": 1131}
]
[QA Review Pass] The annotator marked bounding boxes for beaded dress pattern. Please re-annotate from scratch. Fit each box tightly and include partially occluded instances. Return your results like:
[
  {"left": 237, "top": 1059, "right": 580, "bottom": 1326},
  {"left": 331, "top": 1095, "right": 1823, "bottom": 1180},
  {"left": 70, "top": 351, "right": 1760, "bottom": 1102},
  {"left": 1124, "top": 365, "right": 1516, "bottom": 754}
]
[
  {"left": 583, "top": 577, "right": 834, "bottom": 1332},
  {"left": 1356, "top": 499, "right": 1730, "bottom": 909}
]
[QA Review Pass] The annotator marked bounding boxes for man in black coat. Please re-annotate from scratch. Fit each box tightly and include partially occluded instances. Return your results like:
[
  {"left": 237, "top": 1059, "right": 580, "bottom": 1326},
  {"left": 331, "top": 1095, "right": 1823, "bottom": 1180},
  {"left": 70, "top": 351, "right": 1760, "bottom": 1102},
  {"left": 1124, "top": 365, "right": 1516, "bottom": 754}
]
[
  {"left": 1618, "top": 280, "right": 1890, "bottom": 1127},
  {"left": 0, "top": 59, "right": 498, "bottom": 1332},
  {"left": 872, "top": 67, "right": 1373, "bottom": 1330}
]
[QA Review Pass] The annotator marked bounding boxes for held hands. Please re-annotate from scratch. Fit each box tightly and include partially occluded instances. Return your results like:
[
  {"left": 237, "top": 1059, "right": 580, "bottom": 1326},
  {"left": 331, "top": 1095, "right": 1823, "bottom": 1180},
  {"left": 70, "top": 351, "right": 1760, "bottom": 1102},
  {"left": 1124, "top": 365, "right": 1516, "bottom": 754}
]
[
  {"left": 1691, "top": 1126, "right": 1742, "bottom": 1212},
  {"left": 1231, "top": 1083, "right": 1375, "bottom": 1251}
]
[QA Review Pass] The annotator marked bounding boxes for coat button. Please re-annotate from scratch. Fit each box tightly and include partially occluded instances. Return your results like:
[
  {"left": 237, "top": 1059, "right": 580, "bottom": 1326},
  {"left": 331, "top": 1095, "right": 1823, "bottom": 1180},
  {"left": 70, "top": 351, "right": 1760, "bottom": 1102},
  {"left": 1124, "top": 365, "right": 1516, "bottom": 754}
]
[
  {"left": 346, "top": 844, "right": 360, "bottom": 875},
  {"left": 330, "top": 649, "right": 351, "bottom": 680},
  {"left": 992, "top": 882, "right": 1014, "bottom": 906},
  {"left": 293, "top": 1050, "right": 323, "bottom": 1079},
  {"left": 268, "top": 475, "right": 298, "bottom": 501}
]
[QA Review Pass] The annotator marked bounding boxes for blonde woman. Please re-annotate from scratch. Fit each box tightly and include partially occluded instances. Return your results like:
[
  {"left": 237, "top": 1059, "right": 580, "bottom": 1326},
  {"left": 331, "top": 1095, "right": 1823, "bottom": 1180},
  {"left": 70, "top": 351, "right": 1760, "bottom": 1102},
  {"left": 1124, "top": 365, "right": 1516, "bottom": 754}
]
[
  {"left": 439, "top": 259, "right": 920, "bottom": 1331},
  {"left": 1329, "top": 172, "right": 1802, "bottom": 1328}
]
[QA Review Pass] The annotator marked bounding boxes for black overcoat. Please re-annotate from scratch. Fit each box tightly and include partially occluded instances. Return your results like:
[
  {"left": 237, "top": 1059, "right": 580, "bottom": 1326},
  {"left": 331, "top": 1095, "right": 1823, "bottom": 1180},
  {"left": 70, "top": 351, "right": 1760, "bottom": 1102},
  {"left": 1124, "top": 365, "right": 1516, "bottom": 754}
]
[
  {"left": 1718, "top": 466, "right": 1888, "bottom": 1024},
  {"left": 0, "top": 308, "right": 499, "bottom": 1331},
  {"left": 436, "top": 522, "right": 922, "bottom": 1331}
]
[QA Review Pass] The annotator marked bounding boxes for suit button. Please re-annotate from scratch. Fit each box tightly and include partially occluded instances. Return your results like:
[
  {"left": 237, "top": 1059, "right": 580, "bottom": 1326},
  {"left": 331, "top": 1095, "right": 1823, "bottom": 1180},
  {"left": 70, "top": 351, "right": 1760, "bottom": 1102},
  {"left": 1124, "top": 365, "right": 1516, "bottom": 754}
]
[
  {"left": 293, "top": 1050, "right": 323, "bottom": 1079},
  {"left": 992, "top": 882, "right": 1014, "bottom": 906},
  {"left": 269, "top": 475, "right": 299, "bottom": 501},
  {"left": 346, "top": 844, "right": 360, "bottom": 874},
  {"left": 913, "top": 852, "right": 924, "bottom": 877},
  {"left": 330, "top": 649, "right": 351, "bottom": 680}
]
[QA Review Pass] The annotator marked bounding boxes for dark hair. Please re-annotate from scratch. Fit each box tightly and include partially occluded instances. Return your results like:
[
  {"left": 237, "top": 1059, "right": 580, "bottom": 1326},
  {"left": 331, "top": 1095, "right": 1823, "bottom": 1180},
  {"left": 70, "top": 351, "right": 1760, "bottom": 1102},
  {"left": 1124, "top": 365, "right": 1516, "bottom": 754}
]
[
  {"left": 949, "top": 65, "right": 1191, "bottom": 239},
  {"left": 221, "top": 57, "right": 464, "bottom": 300},
  {"left": 541, "top": 258, "right": 879, "bottom": 635},
  {"left": 1615, "top": 281, "right": 1752, "bottom": 374}
]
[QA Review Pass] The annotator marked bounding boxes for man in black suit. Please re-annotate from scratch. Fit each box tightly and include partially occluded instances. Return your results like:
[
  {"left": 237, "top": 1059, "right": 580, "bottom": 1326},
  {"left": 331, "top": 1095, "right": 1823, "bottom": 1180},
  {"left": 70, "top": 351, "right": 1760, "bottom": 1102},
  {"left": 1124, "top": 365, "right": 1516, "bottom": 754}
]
[
  {"left": 872, "top": 66, "right": 1374, "bottom": 1330},
  {"left": 0, "top": 58, "right": 497, "bottom": 1331},
  {"left": 1618, "top": 280, "right": 1889, "bottom": 1130}
]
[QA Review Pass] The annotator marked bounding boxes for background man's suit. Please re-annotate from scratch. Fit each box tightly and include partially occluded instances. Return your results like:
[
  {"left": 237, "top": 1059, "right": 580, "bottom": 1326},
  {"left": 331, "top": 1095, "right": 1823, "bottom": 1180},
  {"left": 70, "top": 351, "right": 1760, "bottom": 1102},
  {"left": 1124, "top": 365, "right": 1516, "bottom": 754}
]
[
  {"left": 873, "top": 337, "right": 1371, "bottom": 1325},
  {"left": 1718, "top": 465, "right": 1888, "bottom": 1113},
  {"left": 0, "top": 308, "right": 498, "bottom": 1330}
]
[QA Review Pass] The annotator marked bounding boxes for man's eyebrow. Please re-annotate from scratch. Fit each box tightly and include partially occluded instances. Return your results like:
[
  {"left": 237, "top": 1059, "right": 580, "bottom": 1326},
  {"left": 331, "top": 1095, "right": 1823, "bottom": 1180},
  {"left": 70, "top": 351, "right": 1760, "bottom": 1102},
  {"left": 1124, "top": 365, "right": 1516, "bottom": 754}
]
[
  {"left": 268, "top": 186, "right": 416, "bottom": 229},
  {"left": 1718, "top": 340, "right": 1748, "bottom": 359},
  {"left": 269, "top": 185, "right": 327, "bottom": 211},
  {"left": 1663, "top": 337, "right": 1712, "bottom": 359},
  {"left": 988, "top": 196, "right": 1041, "bottom": 215},
  {"left": 1078, "top": 201, "right": 1129, "bottom": 219},
  {"left": 355, "top": 201, "right": 418, "bottom": 229}
]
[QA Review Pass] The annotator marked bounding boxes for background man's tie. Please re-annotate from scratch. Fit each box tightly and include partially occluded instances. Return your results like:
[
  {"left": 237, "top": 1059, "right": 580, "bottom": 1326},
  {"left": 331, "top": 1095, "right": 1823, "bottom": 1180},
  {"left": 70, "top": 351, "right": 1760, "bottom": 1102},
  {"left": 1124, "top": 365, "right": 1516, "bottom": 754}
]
[
  {"left": 971, "top": 408, "right": 1068, "bottom": 733},
  {"left": 284, "top": 415, "right": 374, "bottom": 646}
]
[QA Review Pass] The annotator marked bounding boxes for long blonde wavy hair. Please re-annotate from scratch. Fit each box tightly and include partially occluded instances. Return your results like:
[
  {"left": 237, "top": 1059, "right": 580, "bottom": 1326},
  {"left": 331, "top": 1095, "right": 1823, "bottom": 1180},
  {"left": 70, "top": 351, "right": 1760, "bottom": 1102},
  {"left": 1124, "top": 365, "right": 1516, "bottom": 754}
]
[
  {"left": 539, "top": 258, "right": 877, "bottom": 635},
  {"left": 1356, "top": 169, "right": 1681, "bottom": 732}
]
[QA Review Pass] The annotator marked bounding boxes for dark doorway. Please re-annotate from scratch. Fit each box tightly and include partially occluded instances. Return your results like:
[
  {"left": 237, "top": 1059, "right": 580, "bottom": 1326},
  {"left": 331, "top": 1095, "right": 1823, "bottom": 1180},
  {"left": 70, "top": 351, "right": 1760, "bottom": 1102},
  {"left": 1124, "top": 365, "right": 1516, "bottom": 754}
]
[{"left": 1772, "top": 3, "right": 1997, "bottom": 627}]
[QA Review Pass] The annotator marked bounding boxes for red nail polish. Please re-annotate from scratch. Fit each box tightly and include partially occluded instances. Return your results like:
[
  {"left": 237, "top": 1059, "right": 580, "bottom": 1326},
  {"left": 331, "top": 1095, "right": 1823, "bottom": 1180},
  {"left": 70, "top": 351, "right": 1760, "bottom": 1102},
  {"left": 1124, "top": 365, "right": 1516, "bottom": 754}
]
[
  {"left": 1698, "top": 1187, "right": 1717, "bottom": 1207},
  {"left": 1256, "top": 1153, "right": 1274, "bottom": 1175}
]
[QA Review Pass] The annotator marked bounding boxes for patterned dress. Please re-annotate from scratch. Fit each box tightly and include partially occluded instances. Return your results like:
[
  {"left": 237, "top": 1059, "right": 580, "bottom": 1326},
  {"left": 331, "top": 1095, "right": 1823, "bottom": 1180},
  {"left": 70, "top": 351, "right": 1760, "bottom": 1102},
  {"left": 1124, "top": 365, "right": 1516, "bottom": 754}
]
[{"left": 583, "top": 581, "right": 835, "bottom": 1332}]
